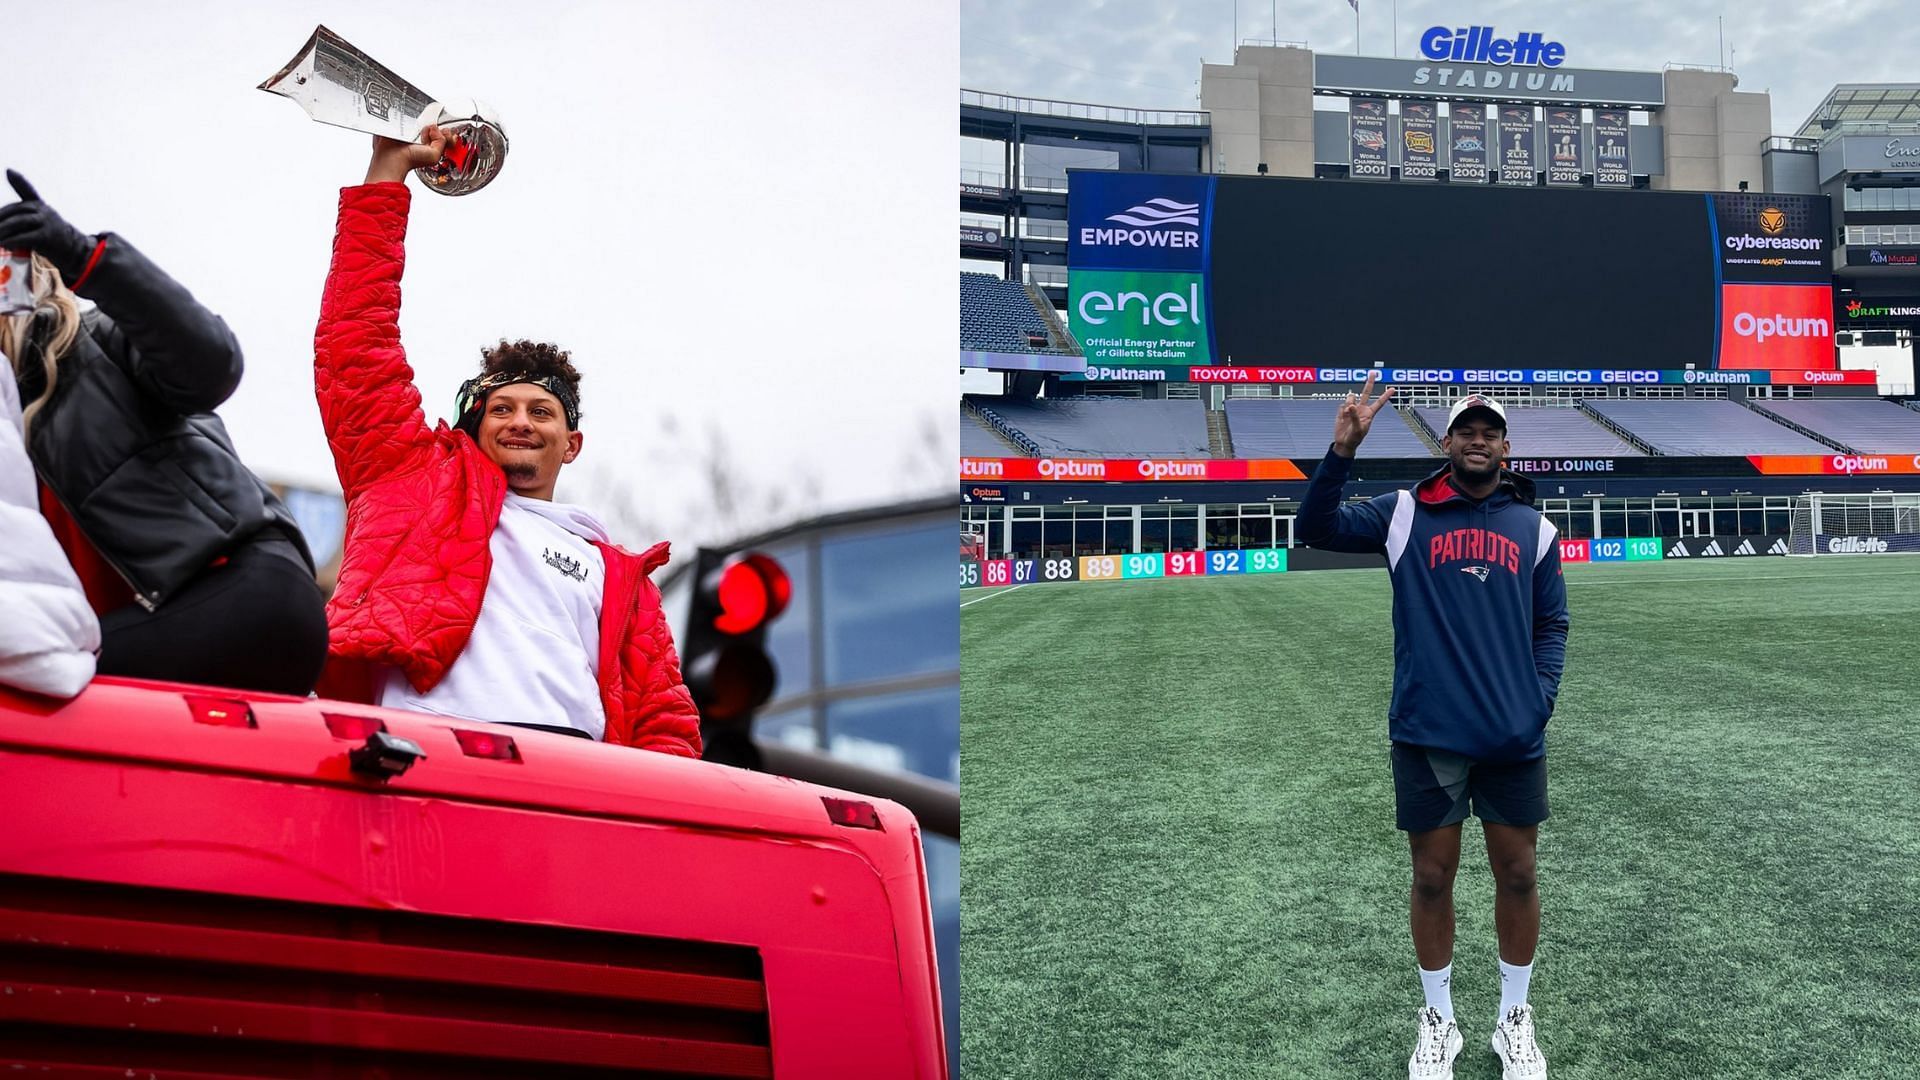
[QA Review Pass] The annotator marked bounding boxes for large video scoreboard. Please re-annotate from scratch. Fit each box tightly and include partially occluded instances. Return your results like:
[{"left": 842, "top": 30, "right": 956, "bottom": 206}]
[{"left": 1066, "top": 172, "right": 1834, "bottom": 379}]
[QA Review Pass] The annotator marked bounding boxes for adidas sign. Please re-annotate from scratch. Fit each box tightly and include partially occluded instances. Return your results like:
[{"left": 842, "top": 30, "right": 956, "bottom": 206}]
[
  {"left": 1702, "top": 540, "right": 1724, "bottom": 556},
  {"left": 1734, "top": 539, "right": 1757, "bottom": 556},
  {"left": 1667, "top": 541, "right": 1690, "bottom": 558},
  {"left": 1767, "top": 538, "right": 1790, "bottom": 555}
]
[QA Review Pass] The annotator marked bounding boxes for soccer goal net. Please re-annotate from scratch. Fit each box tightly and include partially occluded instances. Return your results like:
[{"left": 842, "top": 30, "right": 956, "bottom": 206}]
[{"left": 1788, "top": 493, "right": 1920, "bottom": 555}]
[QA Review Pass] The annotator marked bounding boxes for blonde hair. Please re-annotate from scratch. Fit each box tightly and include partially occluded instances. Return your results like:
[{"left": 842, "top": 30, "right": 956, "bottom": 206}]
[{"left": 1, "top": 253, "right": 82, "bottom": 438}]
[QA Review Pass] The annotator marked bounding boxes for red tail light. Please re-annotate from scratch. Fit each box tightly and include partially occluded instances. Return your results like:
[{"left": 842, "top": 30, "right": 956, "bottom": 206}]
[
  {"left": 453, "top": 729, "right": 521, "bottom": 762},
  {"left": 821, "top": 797, "right": 883, "bottom": 831},
  {"left": 185, "top": 696, "right": 255, "bottom": 729},
  {"left": 323, "top": 713, "right": 386, "bottom": 741}
]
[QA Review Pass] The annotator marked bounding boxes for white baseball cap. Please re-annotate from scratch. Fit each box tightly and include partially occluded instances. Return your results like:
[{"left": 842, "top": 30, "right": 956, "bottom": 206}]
[{"left": 1446, "top": 394, "right": 1507, "bottom": 432}]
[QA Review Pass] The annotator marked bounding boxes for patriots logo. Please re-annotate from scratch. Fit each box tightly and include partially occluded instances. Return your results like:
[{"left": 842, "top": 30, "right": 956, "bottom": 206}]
[{"left": 1461, "top": 565, "right": 1491, "bottom": 582}]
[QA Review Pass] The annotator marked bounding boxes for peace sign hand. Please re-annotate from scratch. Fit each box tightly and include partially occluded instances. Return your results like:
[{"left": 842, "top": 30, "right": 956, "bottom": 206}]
[{"left": 1331, "top": 371, "right": 1395, "bottom": 458}]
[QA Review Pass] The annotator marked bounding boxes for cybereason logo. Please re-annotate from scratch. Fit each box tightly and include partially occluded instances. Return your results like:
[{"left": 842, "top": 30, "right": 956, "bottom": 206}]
[{"left": 1079, "top": 198, "right": 1201, "bottom": 249}]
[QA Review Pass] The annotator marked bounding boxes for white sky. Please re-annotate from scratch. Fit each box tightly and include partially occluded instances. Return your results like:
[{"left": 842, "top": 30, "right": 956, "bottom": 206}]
[{"left": 9, "top": 0, "right": 956, "bottom": 546}]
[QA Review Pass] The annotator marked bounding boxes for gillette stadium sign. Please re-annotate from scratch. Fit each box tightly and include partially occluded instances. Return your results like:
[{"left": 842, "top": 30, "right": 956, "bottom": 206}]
[
  {"left": 1419, "top": 27, "right": 1566, "bottom": 67},
  {"left": 1316, "top": 26, "right": 1663, "bottom": 106}
]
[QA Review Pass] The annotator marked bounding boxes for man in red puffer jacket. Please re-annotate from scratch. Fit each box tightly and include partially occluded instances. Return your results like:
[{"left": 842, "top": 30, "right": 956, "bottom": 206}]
[{"left": 311, "top": 126, "right": 699, "bottom": 757}]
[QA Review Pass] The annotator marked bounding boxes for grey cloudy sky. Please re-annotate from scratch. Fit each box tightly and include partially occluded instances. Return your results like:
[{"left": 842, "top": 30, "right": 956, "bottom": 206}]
[
  {"left": 963, "top": 0, "right": 1915, "bottom": 133},
  {"left": 9, "top": 0, "right": 954, "bottom": 549}
]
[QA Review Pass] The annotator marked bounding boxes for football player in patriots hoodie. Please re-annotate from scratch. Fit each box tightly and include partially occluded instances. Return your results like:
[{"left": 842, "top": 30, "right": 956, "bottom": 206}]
[{"left": 1298, "top": 377, "right": 1568, "bottom": 1080}]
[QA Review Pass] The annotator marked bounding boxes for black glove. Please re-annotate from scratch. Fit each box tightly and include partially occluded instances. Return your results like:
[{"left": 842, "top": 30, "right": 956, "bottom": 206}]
[{"left": 0, "top": 170, "right": 96, "bottom": 283}]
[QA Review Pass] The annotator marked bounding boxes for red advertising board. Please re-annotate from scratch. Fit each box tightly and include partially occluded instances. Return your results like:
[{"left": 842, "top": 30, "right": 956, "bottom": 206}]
[
  {"left": 1718, "top": 283, "right": 1834, "bottom": 370},
  {"left": 1764, "top": 369, "right": 1875, "bottom": 385},
  {"left": 964, "top": 456, "right": 1917, "bottom": 482},
  {"left": 959, "top": 458, "right": 1308, "bottom": 482},
  {"left": 1749, "top": 453, "right": 1920, "bottom": 475},
  {"left": 1559, "top": 539, "right": 1591, "bottom": 564},
  {"left": 1187, "top": 367, "right": 1321, "bottom": 383}
]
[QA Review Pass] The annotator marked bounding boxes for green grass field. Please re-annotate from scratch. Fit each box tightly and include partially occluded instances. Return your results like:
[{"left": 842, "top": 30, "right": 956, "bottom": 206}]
[{"left": 960, "top": 557, "right": 1920, "bottom": 1079}]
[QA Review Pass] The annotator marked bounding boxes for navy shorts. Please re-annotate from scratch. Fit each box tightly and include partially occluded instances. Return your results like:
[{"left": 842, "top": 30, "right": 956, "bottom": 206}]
[{"left": 1390, "top": 742, "right": 1549, "bottom": 833}]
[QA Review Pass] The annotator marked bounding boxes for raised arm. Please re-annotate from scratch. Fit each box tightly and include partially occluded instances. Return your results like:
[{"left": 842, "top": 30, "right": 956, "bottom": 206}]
[
  {"left": 0, "top": 171, "right": 241, "bottom": 415},
  {"left": 1297, "top": 372, "right": 1400, "bottom": 553},
  {"left": 313, "top": 129, "right": 452, "bottom": 500}
]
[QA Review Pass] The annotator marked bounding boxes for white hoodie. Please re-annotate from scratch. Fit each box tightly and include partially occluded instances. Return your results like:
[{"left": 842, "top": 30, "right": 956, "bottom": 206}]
[
  {"left": 0, "top": 371, "right": 99, "bottom": 697},
  {"left": 380, "top": 493, "right": 611, "bottom": 738}
]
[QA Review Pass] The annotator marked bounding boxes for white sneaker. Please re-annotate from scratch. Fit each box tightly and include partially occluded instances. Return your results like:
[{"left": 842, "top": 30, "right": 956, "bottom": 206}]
[
  {"left": 1409, "top": 1006, "right": 1463, "bottom": 1079},
  {"left": 1491, "top": 1003, "right": 1547, "bottom": 1079}
]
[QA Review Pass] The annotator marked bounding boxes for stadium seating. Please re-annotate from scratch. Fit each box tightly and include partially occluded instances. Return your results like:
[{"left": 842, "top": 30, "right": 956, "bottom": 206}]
[
  {"left": 1582, "top": 400, "right": 1833, "bottom": 455},
  {"left": 961, "top": 273, "right": 1066, "bottom": 354},
  {"left": 1225, "top": 399, "right": 1435, "bottom": 458},
  {"left": 965, "top": 395, "right": 1210, "bottom": 457},
  {"left": 1750, "top": 399, "right": 1920, "bottom": 452},
  {"left": 1414, "top": 405, "right": 1645, "bottom": 457},
  {"left": 963, "top": 410, "right": 1022, "bottom": 456}
]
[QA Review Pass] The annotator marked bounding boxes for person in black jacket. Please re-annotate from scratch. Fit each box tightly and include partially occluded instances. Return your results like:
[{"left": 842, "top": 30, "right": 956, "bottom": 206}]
[{"left": 0, "top": 171, "right": 327, "bottom": 696}]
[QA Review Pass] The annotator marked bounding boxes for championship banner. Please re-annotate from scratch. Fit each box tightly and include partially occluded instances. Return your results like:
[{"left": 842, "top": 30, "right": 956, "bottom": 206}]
[
  {"left": 1400, "top": 101, "right": 1439, "bottom": 182},
  {"left": 1593, "top": 109, "right": 1631, "bottom": 188},
  {"left": 1448, "top": 104, "right": 1489, "bottom": 183},
  {"left": 1545, "top": 107, "right": 1584, "bottom": 185},
  {"left": 1350, "top": 98, "right": 1391, "bottom": 179},
  {"left": 1498, "top": 106, "right": 1536, "bottom": 186}
]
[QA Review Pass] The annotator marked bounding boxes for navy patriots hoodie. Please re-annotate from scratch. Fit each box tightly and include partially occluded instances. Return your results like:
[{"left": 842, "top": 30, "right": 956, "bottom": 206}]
[{"left": 1298, "top": 447, "right": 1570, "bottom": 762}]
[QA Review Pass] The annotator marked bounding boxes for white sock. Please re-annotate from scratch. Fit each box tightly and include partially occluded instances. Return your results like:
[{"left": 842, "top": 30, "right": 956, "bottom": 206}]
[
  {"left": 1419, "top": 964, "right": 1454, "bottom": 1023},
  {"left": 1498, "top": 959, "right": 1533, "bottom": 1019}
]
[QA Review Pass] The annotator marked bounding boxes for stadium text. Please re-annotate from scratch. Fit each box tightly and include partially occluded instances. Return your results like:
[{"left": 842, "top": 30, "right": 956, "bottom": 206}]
[
  {"left": 1828, "top": 536, "right": 1890, "bottom": 553},
  {"left": 1412, "top": 68, "right": 1576, "bottom": 92},
  {"left": 1419, "top": 27, "right": 1566, "bottom": 66}
]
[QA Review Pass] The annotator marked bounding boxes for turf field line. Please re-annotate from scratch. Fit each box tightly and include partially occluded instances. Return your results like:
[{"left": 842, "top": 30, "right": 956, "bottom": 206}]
[
  {"left": 1568, "top": 568, "right": 1920, "bottom": 586},
  {"left": 960, "top": 583, "right": 1031, "bottom": 607}
]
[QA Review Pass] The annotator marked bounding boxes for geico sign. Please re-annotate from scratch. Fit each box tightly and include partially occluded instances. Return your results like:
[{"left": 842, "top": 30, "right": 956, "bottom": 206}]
[
  {"left": 1077, "top": 283, "right": 1204, "bottom": 327},
  {"left": 1732, "top": 311, "right": 1829, "bottom": 343}
]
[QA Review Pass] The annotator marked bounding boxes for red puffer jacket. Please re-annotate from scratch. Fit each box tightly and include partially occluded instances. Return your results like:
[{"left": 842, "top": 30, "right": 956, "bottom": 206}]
[{"left": 312, "top": 183, "right": 699, "bottom": 757}]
